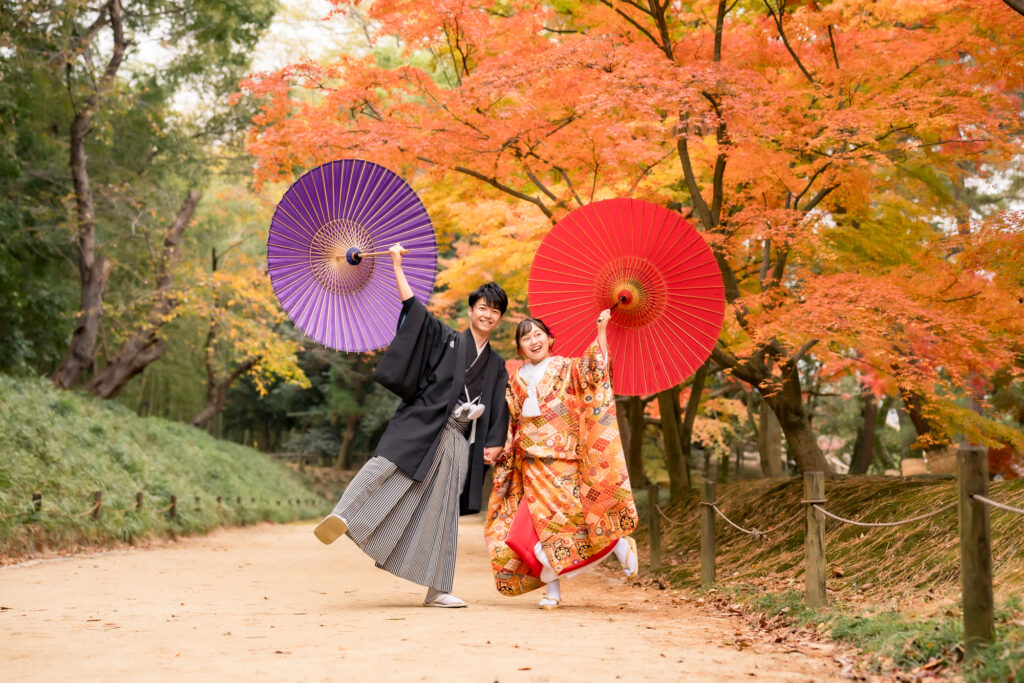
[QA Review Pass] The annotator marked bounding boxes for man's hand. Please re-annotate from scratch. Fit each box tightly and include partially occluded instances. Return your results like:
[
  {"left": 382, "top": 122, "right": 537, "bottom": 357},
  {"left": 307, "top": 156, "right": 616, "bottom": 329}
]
[
  {"left": 389, "top": 242, "right": 404, "bottom": 267},
  {"left": 483, "top": 446, "right": 503, "bottom": 465},
  {"left": 390, "top": 242, "right": 413, "bottom": 301}
]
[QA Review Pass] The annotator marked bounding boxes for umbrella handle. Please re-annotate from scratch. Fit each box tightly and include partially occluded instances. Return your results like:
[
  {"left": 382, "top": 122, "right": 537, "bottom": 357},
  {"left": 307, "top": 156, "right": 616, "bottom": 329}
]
[
  {"left": 609, "top": 294, "right": 629, "bottom": 311},
  {"left": 355, "top": 248, "right": 411, "bottom": 258}
]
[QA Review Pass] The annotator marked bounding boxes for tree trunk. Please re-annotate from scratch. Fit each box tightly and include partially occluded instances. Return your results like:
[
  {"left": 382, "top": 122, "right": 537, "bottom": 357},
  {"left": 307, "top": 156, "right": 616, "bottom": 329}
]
[
  {"left": 900, "top": 387, "right": 951, "bottom": 456},
  {"left": 626, "top": 395, "right": 647, "bottom": 486},
  {"left": 679, "top": 360, "right": 710, "bottom": 491},
  {"left": 849, "top": 391, "right": 878, "bottom": 475},
  {"left": 761, "top": 358, "right": 829, "bottom": 475},
  {"left": 85, "top": 190, "right": 202, "bottom": 398},
  {"left": 52, "top": 1, "right": 127, "bottom": 389},
  {"left": 53, "top": 255, "right": 110, "bottom": 388},
  {"left": 713, "top": 344, "right": 829, "bottom": 475},
  {"left": 190, "top": 355, "right": 260, "bottom": 429},
  {"left": 758, "top": 399, "right": 783, "bottom": 477},
  {"left": 615, "top": 396, "right": 632, "bottom": 458},
  {"left": 1001, "top": 1, "right": 1024, "bottom": 18},
  {"left": 336, "top": 413, "right": 361, "bottom": 470},
  {"left": 335, "top": 368, "right": 369, "bottom": 470},
  {"left": 657, "top": 388, "right": 687, "bottom": 500}
]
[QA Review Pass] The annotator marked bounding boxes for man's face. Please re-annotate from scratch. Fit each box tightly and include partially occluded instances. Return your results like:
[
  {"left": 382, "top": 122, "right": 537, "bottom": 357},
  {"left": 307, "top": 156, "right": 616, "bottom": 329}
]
[{"left": 468, "top": 299, "right": 503, "bottom": 339}]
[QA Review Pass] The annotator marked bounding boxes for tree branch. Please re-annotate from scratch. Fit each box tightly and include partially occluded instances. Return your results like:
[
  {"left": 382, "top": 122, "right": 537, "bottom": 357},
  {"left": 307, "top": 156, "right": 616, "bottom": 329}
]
[
  {"left": 827, "top": 24, "right": 840, "bottom": 70},
  {"left": 761, "top": 0, "right": 816, "bottom": 85},
  {"left": 452, "top": 165, "right": 555, "bottom": 219}
]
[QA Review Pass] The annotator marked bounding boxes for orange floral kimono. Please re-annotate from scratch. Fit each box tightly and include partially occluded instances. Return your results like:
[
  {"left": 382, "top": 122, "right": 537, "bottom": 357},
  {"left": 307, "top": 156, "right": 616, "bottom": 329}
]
[{"left": 484, "top": 342, "right": 638, "bottom": 596}]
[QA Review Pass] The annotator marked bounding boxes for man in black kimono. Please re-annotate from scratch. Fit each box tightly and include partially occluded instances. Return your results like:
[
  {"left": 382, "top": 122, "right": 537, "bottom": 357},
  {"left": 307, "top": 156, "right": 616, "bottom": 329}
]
[{"left": 314, "top": 243, "right": 509, "bottom": 608}]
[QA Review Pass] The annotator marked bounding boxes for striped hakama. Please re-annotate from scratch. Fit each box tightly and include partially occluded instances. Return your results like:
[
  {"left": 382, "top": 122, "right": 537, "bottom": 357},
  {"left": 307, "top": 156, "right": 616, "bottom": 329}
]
[{"left": 332, "top": 408, "right": 471, "bottom": 593}]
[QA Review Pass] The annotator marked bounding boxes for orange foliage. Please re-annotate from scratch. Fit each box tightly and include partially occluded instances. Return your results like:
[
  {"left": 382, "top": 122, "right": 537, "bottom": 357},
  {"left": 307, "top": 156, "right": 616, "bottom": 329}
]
[{"left": 238, "top": 0, "right": 1024, "bottom": 444}]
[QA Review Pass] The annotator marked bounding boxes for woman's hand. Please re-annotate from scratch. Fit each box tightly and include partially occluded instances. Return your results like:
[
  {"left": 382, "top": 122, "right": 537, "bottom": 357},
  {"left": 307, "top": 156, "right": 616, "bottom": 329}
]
[{"left": 483, "top": 446, "right": 503, "bottom": 465}]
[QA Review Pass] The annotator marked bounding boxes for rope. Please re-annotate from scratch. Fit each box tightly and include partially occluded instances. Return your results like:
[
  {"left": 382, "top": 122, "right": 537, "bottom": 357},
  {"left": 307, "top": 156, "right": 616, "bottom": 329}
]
[
  {"left": 653, "top": 504, "right": 688, "bottom": 527},
  {"left": 973, "top": 494, "right": 1024, "bottom": 516},
  {"left": 0, "top": 509, "right": 31, "bottom": 520},
  {"left": 697, "top": 502, "right": 780, "bottom": 538},
  {"left": 153, "top": 502, "right": 175, "bottom": 513},
  {"left": 811, "top": 501, "right": 956, "bottom": 528},
  {"left": 73, "top": 501, "right": 102, "bottom": 518}
]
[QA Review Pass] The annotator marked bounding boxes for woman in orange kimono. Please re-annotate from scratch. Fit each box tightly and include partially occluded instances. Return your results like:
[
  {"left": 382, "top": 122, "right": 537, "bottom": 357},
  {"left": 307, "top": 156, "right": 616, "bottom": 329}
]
[{"left": 484, "top": 310, "right": 639, "bottom": 609}]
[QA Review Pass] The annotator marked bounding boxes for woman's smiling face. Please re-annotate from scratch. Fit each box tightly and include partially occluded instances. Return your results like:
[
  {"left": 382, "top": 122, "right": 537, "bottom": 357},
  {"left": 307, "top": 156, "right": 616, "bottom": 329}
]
[{"left": 517, "top": 321, "right": 552, "bottom": 363}]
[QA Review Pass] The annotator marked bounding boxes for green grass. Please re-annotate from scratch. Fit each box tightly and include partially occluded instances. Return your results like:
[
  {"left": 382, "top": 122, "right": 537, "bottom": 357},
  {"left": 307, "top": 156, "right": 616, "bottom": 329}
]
[
  {"left": 0, "top": 375, "right": 324, "bottom": 559},
  {"left": 736, "top": 586, "right": 1023, "bottom": 680}
]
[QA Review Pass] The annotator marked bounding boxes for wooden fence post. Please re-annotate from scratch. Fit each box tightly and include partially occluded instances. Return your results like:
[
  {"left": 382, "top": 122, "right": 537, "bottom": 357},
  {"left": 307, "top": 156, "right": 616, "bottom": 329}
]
[
  {"left": 169, "top": 495, "right": 177, "bottom": 518},
  {"left": 700, "top": 481, "right": 716, "bottom": 588},
  {"left": 32, "top": 492, "right": 42, "bottom": 512},
  {"left": 803, "top": 472, "right": 826, "bottom": 608},
  {"left": 91, "top": 491, "right": 103, "bottom": 520},
  {"left": 647, "top": 483, "right": 661, "bottom": 572},
  {"left": 957, "top": 446, "right": 994, "bottom": 656},
  {"left": 136, "top": 492, "right": 143, "bottom": 510}
]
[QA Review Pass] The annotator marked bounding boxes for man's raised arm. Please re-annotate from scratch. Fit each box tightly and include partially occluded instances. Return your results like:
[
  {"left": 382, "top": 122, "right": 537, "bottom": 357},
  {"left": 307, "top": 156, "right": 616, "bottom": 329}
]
[{"left": 390, "top": 243, "right": 414, "bottom": 301}]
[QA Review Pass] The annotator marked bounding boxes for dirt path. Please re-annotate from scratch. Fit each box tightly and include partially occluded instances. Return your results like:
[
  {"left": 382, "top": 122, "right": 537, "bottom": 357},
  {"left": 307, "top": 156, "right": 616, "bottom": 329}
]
[{"left": 1, "top": 519, "right": 841, "bottom": 681}]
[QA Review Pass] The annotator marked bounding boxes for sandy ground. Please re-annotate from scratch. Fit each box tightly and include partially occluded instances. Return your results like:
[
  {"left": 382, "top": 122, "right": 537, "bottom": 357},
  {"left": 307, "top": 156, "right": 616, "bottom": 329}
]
[{"left": 0, "top": 518, "right": 842, "bottom": 682}]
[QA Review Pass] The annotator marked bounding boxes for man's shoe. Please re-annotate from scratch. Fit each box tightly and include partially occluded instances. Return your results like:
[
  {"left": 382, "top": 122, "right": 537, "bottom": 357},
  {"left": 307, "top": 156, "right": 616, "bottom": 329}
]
[
  {"left": 423, "top": 591, "right": 467, "bottom": 608},
  {"left": 313, "top": 514, "right": 348, "bottom": 545}
]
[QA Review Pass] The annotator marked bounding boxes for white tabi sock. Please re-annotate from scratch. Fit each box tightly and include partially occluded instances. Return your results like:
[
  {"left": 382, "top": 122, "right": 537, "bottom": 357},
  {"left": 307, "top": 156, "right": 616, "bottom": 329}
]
[
  {"left": 545, "top": 579, "right": 561, "bottom": 601},
  {"left": 613, "top": 537, "right": 634, "bottom": 572}
]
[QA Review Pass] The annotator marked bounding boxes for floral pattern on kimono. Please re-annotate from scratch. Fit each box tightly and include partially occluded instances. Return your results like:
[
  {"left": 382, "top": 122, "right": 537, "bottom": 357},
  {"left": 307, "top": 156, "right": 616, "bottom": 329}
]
[{"left": 484, "top": 342, "right": 638, "bottom": 596}]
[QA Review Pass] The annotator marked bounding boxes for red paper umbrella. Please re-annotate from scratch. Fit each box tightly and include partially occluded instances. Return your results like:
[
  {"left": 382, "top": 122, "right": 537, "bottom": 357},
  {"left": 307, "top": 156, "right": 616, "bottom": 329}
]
[{"left": 528, "top": 198, "right": 725, "bottom": 396}]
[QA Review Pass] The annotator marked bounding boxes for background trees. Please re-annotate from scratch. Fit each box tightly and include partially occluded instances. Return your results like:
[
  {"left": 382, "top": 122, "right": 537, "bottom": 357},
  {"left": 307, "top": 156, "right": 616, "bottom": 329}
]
[
  {"left": 2, "top": 1, "right": 1021, "bottom": 480},
  {"left": 240, "top": 0, "right": 1024, "bottom": 484}
]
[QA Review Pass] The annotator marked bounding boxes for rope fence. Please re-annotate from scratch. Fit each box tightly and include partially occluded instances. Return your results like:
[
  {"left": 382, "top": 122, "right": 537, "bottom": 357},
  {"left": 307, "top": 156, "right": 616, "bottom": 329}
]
[
  {"left": 972, "top": 494, "right": 1024, "bottom": 517},
  {"left": 0, "top": 491, "right": 323, "bottom": 523},
  {"left": 654, "top": 446, "right": 1017, "bottom": 659},
  {"left": 810, "top": 501, "right": 957, "bottom": 528}
]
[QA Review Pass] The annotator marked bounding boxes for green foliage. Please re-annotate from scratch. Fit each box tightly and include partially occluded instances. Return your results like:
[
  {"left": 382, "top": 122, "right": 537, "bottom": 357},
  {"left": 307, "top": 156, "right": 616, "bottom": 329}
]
[
  {"left": 0, "top": 0, "right": 278, "bottom": 379},
  {"left": 0, "top": 374, "right": 322, "bottom": 558},
  {"left": 740, "top": 587, "right": 1023, "bottom": 680},
  {"left": 222, "top": 347, "right": 399, "bottom": 465}
]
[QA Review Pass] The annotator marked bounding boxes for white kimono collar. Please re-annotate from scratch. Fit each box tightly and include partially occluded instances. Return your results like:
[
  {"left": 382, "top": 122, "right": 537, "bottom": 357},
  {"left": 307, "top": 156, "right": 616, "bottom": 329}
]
[{"left": 519, "top": 357, "right": 553, "bottom": 418}]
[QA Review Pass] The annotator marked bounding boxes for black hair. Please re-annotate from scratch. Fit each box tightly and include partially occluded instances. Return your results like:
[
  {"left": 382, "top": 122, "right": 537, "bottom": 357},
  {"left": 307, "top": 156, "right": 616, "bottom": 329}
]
[
  {"left": 515, "top": 317, "right": 553, "bottom": 351},
  {"left": 468, "top": 282, "right": 509, "bottom": 315}
]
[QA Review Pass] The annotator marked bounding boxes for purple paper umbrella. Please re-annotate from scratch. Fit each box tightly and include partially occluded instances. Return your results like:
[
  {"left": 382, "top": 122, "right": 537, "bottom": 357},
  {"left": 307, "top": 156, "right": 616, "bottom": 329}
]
[{"left": 267, "top": 159, "right": 437, "bottom": 351}]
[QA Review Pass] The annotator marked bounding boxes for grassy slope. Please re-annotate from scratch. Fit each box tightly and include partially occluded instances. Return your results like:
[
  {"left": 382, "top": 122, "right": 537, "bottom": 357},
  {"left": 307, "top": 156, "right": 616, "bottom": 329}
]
[
  {"left": 0, "top": 375, "right": 324, "bottom": 560},
  {"left": 648, "top": 476, "right": 1024, "bottom": 679}
]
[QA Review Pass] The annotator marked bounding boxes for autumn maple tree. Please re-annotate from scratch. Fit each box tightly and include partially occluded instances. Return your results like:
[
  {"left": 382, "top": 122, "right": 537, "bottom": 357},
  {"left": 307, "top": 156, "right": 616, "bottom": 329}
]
[{"left": 240, "top": 0, "right": 1024, "bottom": 479}]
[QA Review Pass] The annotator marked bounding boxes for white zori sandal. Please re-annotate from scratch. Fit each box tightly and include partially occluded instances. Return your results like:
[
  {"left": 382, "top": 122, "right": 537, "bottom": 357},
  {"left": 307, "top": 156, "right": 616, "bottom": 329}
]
[
  {"left": 424, "top": 589, "right": 467, "bottom": 608},
  {"left": 538, "top": 596, "right": 560, "bottom": 610},
  {"left": 313, "top": 514, "right": 348, "bottom": 545}
]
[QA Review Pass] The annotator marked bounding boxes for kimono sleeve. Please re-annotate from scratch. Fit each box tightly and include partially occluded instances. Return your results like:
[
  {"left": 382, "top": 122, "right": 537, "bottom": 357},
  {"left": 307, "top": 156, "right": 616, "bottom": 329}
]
[
  {"left": 570, "top": 341, "right": 611, "bottom": 401},
  {"left": 371, "top": 296, "right": 450, "bottom": 401},
  {"left": 499, "top": 379, "right": 522, "bottom": 459}
]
